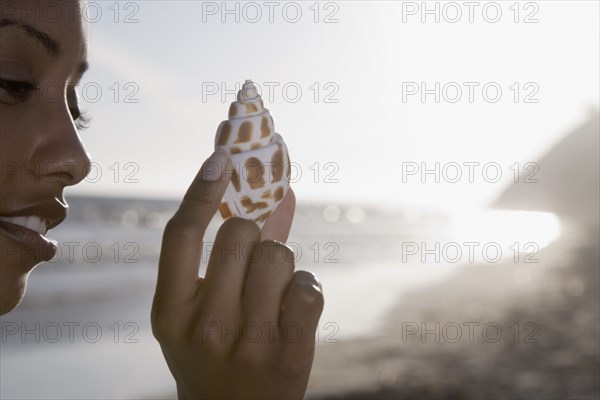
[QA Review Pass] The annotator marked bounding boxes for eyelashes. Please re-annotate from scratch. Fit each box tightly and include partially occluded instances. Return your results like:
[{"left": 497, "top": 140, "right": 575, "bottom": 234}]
[
  {"left": 0, "top": 79, "right": 39, "bottom": 102},
  {"left": 0, "top": 79, "right": 91, "bottom": 131},
  {"left": 72, "top": 109, "right": 91, "bottom": 130}
]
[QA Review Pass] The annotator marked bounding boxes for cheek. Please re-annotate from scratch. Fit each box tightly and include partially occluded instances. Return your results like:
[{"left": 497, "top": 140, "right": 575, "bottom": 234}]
[{"left": 0, "top": 106, "right": 33, "bottom": 212}]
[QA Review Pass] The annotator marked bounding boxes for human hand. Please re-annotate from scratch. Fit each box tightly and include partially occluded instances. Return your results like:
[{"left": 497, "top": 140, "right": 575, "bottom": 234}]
[{"left": 152, "top": 151, "right": 324, "bottom": 400}]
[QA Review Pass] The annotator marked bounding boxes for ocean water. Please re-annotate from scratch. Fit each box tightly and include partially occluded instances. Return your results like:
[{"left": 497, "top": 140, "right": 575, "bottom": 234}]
[{"left": 0, "top": 196, "right": 560, "bottom": 399}]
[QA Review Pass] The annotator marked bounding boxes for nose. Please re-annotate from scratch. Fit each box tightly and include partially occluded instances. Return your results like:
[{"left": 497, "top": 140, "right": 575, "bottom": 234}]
[
  {"left": 34, "top": 107, "right": 92, "bottom": 187},
  {"left": 42, "top": 133, "right": 91, "bottom": 186}
]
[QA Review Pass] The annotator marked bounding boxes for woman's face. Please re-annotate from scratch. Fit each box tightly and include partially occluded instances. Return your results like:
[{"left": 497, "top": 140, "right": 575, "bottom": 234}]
[{"left": 0, "top": 0, "right": 91, "bottom": 314}]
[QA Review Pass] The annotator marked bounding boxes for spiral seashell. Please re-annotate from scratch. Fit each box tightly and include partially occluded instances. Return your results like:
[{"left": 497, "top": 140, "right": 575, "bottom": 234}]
[{"left": 215, "top": 80, "right": 291, "bottom": 225}]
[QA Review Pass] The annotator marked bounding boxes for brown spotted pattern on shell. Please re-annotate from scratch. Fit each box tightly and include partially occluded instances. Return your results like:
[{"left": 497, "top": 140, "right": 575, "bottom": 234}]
[{"left": 215, "top": 80, "right": 291, "bottom": 225}]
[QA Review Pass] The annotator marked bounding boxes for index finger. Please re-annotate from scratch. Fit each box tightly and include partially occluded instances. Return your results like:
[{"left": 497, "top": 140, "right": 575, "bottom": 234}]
[{"left": 155, "top": 151, "right": 232, "bottom": 304}]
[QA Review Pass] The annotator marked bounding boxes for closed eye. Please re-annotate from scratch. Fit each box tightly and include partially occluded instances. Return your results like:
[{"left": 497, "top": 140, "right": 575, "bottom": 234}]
[{"left": 0, "top": 79, "right": 39, "bottom": 103}]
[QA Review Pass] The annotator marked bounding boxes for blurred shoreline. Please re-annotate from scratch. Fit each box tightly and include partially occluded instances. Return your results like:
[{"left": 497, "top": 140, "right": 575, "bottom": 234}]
[{"left": 308, "top": 219, "right": 600, "bottom": 399}]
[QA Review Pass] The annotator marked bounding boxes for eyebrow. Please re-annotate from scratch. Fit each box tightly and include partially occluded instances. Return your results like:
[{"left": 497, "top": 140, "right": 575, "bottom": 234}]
[
  {"left": 0, "top": 18, "right": 89, "bottom": 82},
  {"left": 0, "top": 18, "right": 60, "bottom": 56}
]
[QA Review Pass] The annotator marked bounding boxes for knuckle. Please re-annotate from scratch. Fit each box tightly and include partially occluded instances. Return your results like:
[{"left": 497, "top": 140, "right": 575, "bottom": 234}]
[
  {"left": 219, "top": 217, "right": 260, "bottom": 237},
  {"left": 163, "top": 213, "right": 203, "bottom": 241},
  {"left": 183, "top": 183, "right": 221, "bottom": 207},
  {"left": 199, "top": 332, "right": 229, "bottom": 356},
  {"left": 236, "top": 343, "right": 272, "bottom": 370},
  {"left": 276, "top": 349, "right": 313, "bottom": 378},
  {"left": 194, "top": 314, "right": 234, "bottom": 355},
  {"left": 257, "top": 240, "right": 295, "bottom": 265},
  {"left": 150, "top": 303, "right": 188, "bottom": 344}
]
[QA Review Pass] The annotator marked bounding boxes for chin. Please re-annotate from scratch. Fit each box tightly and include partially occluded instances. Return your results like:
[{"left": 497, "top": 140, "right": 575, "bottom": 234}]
[
  {"left": 0, "top": 270, "right": 28, "bottom": 315},
  {"left": 0, "top": 234, "right": 40, "bottom": 315}
]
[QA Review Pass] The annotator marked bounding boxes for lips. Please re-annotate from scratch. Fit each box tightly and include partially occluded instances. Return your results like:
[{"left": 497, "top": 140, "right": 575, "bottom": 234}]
[
  {"left": 0, "top": 218, "right": 57, "bottom": 262},
  {"left": 0, "top": 215, "right": 47, "bottom": 235},
  {"left": 0, "top": 201, "right": 67, "bottom": 263}
]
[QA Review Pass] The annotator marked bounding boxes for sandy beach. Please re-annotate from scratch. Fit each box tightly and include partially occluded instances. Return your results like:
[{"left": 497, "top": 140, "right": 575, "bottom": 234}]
[{"left": 307, "top": 219, "right": 599, "bottom": 399}]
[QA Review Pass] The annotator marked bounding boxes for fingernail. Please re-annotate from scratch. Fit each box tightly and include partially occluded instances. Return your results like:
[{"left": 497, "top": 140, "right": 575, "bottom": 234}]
[
  {"left": 200, "top": 151, "right": 229, "bottom": 181},
  {"left": 296, "top": 270, "right": 322, "bottom": 291},
  {"left": 261, "top": 239, "right": 296, "bottom": 260}
]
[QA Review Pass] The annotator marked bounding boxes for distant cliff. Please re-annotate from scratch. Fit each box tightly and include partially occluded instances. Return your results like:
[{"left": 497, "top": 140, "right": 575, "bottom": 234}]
[{"left": 495, "top": 111, "right": 599, "bottom": 227}]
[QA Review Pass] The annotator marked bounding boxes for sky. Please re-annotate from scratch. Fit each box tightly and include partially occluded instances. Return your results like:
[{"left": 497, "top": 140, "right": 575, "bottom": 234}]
[{"left": 71, "top": 0, "right": 600, "bottom": 209}]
